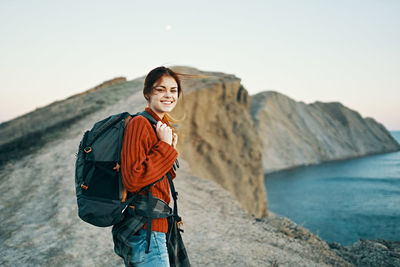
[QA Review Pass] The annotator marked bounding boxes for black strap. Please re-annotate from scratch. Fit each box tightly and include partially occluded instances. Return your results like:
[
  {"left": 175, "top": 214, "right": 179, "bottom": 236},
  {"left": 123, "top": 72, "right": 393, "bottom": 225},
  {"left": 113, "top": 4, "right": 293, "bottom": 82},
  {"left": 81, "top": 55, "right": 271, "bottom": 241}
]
[
  {"left": 143, "top": 172, "right": 180, "bottom": 253},
  {"left": 141, "top": 171, "right": 181, "bottom": 253},
  {"left": 132, "top": 199, "right": 172, "bottom": 219},
  {"left": 124, "top": 175, "right": 166, "bottom": 205},
  {"left": 123, "top": 174, "right": 167, "bottom": 254},
  {"left": 117, "top": 115, "right": 130, "bottom": 199},
  {"left": 167, "top": 172, "right": 179, "bottom": 219},
  {"left": 138, "top": 171, "right": 181, "bottom": 254},
  {"left": 145, "top": 189, "right": 153, "bottom": 253}
]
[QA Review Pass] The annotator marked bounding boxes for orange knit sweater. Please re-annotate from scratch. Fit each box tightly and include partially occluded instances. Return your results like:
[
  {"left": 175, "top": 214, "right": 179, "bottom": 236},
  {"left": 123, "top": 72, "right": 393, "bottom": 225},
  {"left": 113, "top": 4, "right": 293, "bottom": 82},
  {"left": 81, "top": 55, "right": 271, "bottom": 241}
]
[{"left": 121, "top": 107, "right": 178, "bottom": 233}]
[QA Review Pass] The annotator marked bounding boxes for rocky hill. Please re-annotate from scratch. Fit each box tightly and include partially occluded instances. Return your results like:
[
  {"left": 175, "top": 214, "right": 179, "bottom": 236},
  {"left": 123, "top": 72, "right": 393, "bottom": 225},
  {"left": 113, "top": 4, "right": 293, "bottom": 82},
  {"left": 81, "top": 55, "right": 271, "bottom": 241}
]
[
  {"left": 250, "top": 91, "right": 400, "bottom": 174},
  {"left": 1, "top": 66, "right": 399, "bottom": 266},
  {"left": 0, "top": 76, "right": 140, "bottom": 166}
]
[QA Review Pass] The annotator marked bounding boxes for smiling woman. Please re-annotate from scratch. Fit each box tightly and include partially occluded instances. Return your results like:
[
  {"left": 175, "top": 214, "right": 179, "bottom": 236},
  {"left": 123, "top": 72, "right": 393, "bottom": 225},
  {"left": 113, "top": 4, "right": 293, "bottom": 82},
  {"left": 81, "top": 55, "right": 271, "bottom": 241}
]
[
  {"left": 147, "top": 76, "right": 179, "bottom": 120},
  {"left": 143, "top": 66, "right": 185, "bottom": 127},
  {"left": 112, "top": 66, "right": 191, "bottom": 267}
]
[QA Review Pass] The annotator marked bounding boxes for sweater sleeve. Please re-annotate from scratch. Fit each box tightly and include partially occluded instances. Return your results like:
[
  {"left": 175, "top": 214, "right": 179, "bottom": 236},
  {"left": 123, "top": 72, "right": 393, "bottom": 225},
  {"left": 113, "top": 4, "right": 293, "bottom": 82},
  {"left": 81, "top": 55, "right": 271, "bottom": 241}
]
[{"left": 121, "top": 116, "right": 178, "bottom": 193}]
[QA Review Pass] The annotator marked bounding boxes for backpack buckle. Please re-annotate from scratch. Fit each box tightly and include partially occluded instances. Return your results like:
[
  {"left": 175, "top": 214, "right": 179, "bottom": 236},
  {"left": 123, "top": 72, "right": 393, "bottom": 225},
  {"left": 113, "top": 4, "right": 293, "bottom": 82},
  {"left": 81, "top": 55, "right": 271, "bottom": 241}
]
[
  {"left": 113, "top": 162, "right": 121, "bottom": 172},
  {"left": 81, "top": 183, "right": 88, "bottom": 190}
]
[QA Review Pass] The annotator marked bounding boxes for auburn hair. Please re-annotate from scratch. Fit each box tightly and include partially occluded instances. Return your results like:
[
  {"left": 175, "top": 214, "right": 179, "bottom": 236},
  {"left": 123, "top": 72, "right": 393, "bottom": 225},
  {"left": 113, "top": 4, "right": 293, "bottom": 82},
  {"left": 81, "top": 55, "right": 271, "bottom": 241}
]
[{"left": 143, "top": 66, "right": 204, "bottom": 125}]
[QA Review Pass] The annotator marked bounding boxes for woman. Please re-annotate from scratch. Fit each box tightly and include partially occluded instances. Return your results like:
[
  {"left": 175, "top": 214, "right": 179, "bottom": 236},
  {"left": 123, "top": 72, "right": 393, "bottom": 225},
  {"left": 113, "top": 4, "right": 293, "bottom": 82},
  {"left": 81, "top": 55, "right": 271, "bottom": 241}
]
[{"left": 119, "top": 66, "right": 183, "bottom": 266}]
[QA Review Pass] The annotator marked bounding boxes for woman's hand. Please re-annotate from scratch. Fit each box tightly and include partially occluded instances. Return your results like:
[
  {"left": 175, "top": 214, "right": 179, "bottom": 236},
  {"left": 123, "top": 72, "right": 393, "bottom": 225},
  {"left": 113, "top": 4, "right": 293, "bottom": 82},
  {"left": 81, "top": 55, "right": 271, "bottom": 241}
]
[
  {"left": 172, "top": 132, "right": 178, "bottom": 149},
  {"left": 156, "top": 121, "right": 173, "bottom": 146}
]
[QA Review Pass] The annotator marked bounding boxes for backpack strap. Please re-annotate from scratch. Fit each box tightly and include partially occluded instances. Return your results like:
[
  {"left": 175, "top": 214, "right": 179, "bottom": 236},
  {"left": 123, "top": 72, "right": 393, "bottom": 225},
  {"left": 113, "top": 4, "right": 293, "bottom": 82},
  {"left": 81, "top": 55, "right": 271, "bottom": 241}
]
[
  {"left": 123, "top": 173, "right": 169, "bottom": 254},
  {"left": 118, "top": 114, "right": 133, "bottom": 200},
  {"left": 124, "top": 171, "right": 181, "bottom": 254},
  {"left": 167, "top": 172, "right": 179, "bottom": 220},
  {"left": 143, "top": 171, "right": 182, "bottom": 254},
  {"left": 124, "top": 115, "right": 133, "bottom": 127},
  {"left": 124, "top": 175, "right": 165, "bottom": 205},
  {"left": 138, "top": 109, "right": 181, "bottom": 220},
  {"left": 138, "top": 110, "right": 158, "bottom": 125},
  {"left": 125, "top": 109, "right": 181, "bottom": 253},
  {"left": 138, "top": 110, "right": 180, "bottom": 171}
]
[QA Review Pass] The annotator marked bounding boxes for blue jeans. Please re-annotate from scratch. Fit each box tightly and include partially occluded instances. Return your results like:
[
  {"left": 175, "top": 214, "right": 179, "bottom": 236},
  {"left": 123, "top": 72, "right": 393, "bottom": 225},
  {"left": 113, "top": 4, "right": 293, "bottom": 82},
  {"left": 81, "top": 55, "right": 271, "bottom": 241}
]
[{"left": 127, "top": 228, "right": 170, "bottom": 267}]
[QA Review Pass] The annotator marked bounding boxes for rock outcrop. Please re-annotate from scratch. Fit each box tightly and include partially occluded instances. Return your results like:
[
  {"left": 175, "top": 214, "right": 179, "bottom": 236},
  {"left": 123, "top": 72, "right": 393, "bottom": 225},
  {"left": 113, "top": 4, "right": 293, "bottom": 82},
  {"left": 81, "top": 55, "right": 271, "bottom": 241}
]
[
  {"left": 250, "top": 91, "right": 400, "bottom": 173},
  {"left": 169, "top": 66, "right": 267, "bottom": 218},
  {"left": 329, "top": 239, "right": 400, "bottom": 267}
]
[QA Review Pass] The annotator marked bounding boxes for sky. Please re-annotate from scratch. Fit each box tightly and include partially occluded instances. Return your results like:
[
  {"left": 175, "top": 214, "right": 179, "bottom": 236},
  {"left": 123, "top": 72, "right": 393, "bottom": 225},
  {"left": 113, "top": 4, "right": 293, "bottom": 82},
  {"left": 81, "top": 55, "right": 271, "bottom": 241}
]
[{"left": 1, "top": 0, "right": 399, "bottom": 130}]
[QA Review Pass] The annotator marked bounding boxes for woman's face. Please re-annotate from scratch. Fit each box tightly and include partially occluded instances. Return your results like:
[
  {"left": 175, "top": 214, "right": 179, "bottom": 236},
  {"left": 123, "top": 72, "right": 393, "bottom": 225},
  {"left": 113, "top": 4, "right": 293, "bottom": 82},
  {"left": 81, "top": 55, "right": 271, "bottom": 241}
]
[{"left": 148, "top": 75, "right": 179, "bottom": 118}]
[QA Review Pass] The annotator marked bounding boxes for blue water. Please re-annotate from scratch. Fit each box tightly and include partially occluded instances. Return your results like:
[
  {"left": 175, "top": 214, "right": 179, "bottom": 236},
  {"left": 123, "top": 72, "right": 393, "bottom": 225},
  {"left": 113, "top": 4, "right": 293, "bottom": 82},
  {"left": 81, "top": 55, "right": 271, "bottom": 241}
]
[{"left": 265, "top": 131, "right": 400, "bottom": 245}]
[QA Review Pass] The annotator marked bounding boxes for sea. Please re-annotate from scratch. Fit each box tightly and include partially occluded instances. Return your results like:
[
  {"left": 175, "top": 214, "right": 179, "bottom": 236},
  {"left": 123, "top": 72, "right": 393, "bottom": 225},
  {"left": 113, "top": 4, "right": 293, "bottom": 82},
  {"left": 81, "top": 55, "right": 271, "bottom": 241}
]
[{"left": 265, "top": 131, "right": 400, "bottom": 245}]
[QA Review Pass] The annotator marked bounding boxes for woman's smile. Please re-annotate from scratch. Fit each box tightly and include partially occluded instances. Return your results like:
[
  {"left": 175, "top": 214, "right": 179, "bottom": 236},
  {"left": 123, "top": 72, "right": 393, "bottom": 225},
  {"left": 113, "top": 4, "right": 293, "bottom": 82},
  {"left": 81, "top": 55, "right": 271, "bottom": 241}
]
[{"left": 161, "top": 100, "right": 174, "bottom": 105}]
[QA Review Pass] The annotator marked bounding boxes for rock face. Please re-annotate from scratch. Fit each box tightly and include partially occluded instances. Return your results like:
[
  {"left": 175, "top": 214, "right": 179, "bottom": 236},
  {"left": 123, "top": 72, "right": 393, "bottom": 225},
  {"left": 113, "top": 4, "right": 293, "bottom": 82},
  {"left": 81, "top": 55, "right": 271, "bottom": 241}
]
[
  {"left": 169, "top": 66, "right": 267, "bottom": 218},
  {"left": 250, "top": 91, "right": 400, "bottom": 173}
]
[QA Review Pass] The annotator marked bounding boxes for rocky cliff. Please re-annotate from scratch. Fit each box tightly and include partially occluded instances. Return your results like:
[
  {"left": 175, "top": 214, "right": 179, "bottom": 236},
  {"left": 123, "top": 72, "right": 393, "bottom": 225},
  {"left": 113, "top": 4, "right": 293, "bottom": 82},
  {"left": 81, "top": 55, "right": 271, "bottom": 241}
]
[
  {"left": 169, "top": 66, "right": 267, "bottom": 218},
  {"left": 250, "top": 91, "right": 400, "bottom": 174}
]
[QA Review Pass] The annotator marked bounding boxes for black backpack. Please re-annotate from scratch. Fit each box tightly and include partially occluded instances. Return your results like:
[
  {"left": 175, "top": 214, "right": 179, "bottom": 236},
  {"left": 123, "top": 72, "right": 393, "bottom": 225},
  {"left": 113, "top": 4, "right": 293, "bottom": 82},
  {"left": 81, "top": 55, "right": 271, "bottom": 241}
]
[
  {"left": 74, "top": 110, "right": 168, "bottom": 227},
  {"left": 75, "top": 110, "right": 190, "bottom": 265}
]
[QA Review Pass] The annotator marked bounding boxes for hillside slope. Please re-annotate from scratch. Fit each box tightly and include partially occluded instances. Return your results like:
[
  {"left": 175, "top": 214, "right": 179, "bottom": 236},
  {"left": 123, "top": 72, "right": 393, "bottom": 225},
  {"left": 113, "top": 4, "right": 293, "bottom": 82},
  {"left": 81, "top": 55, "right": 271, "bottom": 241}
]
[{"left": 0, "top": 71, "right": 349, "bottom": 266}]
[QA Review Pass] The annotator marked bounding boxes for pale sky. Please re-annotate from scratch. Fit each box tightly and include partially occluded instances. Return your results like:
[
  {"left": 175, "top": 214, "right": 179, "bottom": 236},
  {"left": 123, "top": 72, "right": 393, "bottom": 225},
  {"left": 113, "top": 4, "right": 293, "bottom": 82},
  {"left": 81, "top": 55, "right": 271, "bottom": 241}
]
[{"left": 1, "top": 0, "right": 399, "bottom": 130}]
